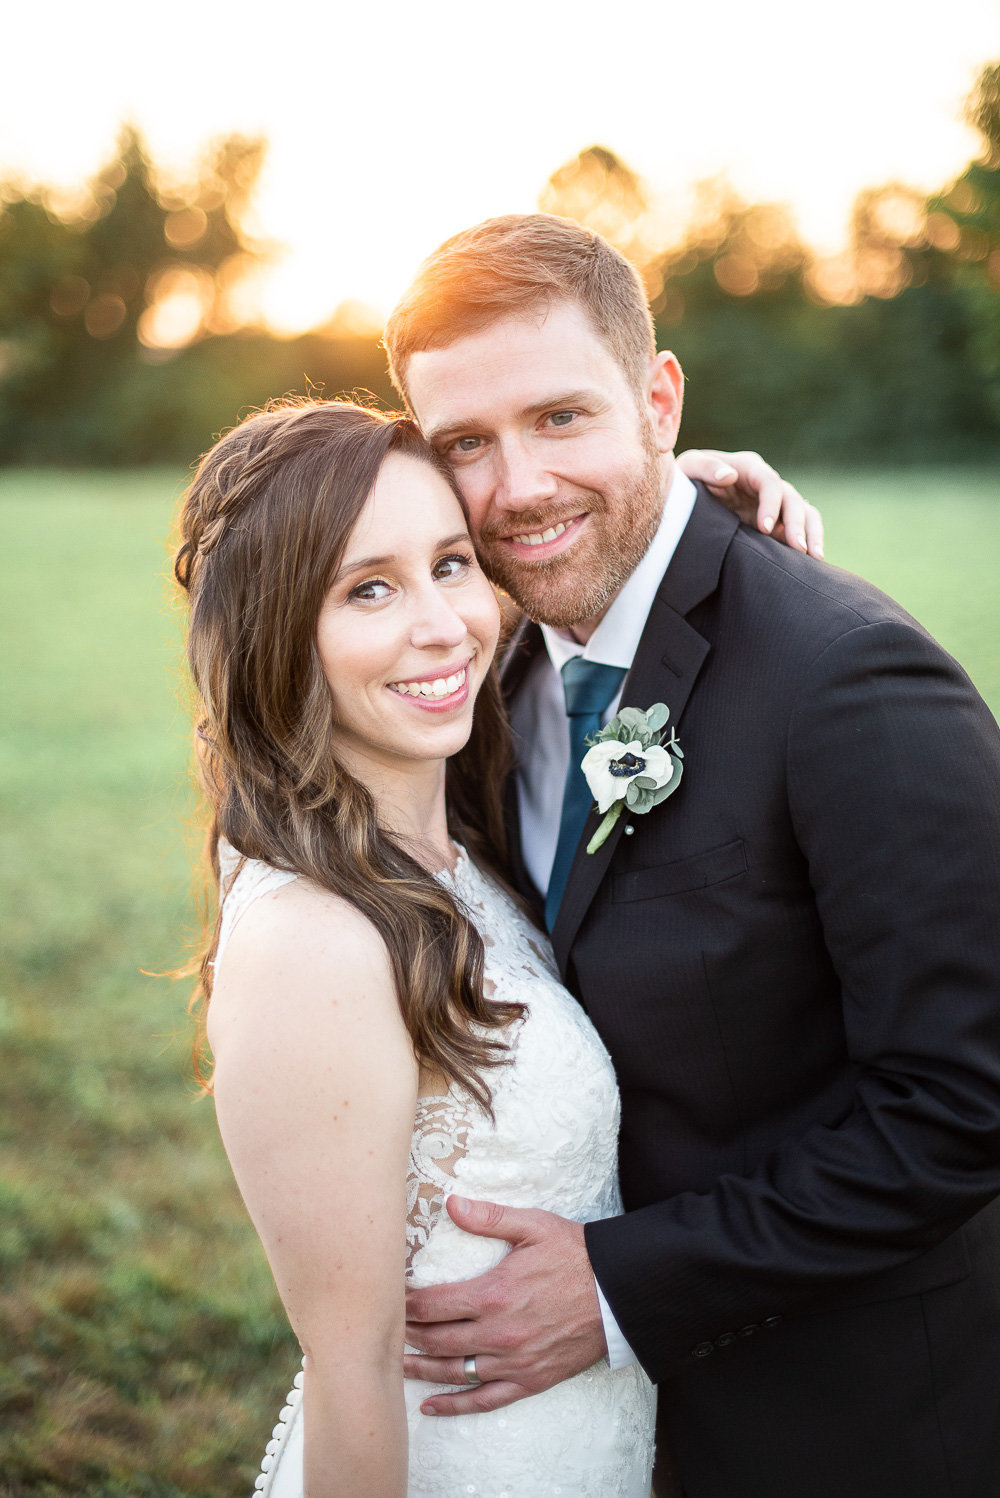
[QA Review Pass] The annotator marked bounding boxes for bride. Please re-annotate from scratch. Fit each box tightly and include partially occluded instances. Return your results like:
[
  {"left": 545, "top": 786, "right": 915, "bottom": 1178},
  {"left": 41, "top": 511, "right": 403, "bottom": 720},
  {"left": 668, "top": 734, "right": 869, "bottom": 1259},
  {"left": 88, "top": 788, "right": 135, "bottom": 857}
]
[{"left": 173, "top": 398, "right": 817, "bottom": 1497}]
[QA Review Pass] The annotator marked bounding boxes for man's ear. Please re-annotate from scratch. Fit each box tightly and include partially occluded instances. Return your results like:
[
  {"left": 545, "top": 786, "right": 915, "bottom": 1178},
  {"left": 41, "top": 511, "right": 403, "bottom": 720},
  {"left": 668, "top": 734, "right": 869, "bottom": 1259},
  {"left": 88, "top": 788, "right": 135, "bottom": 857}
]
[{"left": 645, "top": 352, "right": 684, "bottom": 452}]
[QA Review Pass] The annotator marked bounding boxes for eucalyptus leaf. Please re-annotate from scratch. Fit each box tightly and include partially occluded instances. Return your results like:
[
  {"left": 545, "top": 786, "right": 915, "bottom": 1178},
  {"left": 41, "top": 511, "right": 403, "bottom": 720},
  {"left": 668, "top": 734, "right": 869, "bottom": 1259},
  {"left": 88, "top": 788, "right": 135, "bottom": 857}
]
[
  {"left": 649, "top": 756, "right": 684, "bottom": 805},
  {"left": 646, "top": 702, "right": 669, "bottom": 731},
  {"left": 635, "top": 775, "right": 658, "bottom": 789},
  {"left": 615, "top": 707, "right": 647, "bottom": 734}
]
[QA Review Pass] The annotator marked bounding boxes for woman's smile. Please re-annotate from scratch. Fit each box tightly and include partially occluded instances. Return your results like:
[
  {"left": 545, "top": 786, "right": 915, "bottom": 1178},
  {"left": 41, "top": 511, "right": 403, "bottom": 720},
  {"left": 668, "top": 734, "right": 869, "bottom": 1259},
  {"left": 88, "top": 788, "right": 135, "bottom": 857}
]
[{"left": 387, "top": 659, "right": 471, "bottom": 709}]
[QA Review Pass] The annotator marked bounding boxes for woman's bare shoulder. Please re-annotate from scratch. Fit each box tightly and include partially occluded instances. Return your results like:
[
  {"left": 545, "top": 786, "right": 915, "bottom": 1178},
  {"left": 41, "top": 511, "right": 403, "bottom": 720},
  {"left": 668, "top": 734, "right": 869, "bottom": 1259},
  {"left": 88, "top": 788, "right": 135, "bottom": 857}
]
[
  {"left": 208, "top": 876, "right": 402, "bottom": 1054},
  {"left": 228, "top": 874, "right": 389, "bottom": 961}
]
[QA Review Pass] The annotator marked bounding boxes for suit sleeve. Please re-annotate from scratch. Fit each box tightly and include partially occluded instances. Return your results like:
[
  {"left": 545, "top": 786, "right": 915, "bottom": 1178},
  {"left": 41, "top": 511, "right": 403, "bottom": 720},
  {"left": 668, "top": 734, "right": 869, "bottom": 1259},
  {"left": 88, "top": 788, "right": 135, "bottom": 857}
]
[{"left": 585, "top": 619, "right": 1000, "bottom": 1381}]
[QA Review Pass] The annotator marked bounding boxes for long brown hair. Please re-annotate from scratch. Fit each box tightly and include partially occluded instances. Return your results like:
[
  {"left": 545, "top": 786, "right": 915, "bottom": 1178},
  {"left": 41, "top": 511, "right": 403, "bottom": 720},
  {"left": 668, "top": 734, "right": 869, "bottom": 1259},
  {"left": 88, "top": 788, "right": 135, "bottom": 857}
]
[{"left": 175, "top": 398, "right": 523, "bottom": 1113}]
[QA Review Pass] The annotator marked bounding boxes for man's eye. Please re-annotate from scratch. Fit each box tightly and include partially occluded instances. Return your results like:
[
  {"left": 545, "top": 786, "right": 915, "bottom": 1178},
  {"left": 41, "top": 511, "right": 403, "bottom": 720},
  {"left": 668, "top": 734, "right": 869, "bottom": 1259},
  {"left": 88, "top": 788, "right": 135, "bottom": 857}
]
[
  {"left": 549, "top": 411, "right": 576, "bottom": 428},
  {"left": 451, "top": 436, "right": 482, "bottom": 454}
]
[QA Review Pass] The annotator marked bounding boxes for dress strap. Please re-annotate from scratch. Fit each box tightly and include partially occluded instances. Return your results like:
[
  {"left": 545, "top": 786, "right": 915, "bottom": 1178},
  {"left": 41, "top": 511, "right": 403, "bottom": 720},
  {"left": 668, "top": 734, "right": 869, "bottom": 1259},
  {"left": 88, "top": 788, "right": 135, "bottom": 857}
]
[{"left": 215, "top": 839, "right": 299, "bottom": 968}]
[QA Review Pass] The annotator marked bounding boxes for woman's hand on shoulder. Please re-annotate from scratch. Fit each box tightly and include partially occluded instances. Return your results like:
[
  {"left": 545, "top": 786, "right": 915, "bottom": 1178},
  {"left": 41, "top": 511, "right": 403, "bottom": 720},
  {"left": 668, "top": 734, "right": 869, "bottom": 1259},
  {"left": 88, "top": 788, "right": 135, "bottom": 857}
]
[
  {"left": 676, "top": 448, "right": 824, "bottom": 559},
  {"left": 210, "top": 882, "right": 413, "bottom": 1496}
]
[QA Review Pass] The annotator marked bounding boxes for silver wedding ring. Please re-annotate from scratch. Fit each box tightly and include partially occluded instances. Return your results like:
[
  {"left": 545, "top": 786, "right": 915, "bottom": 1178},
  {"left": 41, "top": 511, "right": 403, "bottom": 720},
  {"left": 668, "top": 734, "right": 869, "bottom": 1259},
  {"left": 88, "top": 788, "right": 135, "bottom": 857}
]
[{"left": 463, "top": 1355, "right": 481, "bottom": 1386}]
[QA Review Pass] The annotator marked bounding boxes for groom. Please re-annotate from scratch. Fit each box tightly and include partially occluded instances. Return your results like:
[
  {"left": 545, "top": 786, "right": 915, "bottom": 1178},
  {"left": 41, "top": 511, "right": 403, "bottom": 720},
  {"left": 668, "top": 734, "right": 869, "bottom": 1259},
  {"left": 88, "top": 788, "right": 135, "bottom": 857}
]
[{"left": 387, "top": 215, "right": 1000, "bottom": 1497}]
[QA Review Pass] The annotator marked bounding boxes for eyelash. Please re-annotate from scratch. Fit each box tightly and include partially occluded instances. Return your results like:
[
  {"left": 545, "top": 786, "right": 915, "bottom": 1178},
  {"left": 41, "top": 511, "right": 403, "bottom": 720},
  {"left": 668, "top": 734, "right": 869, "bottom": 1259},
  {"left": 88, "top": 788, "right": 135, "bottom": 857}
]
[
  {"left": 347, "top": 552, "right": 474, "bottom": 602},
  {"left": 448, "top": 411, "right": 578, "bottom": 456},
  {"left": 348, "top": 577, "right": 392, "bottom": 602},
  {"left": 436, "top": 549, "right": 475, "bottom": 575}
]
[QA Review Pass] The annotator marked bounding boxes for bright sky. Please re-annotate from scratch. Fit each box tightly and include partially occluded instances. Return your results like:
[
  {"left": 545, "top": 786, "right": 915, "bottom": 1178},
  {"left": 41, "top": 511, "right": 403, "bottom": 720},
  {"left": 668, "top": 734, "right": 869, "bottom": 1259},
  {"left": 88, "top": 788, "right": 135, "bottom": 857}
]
[{"left": 4, "top": 0, "right": 999, "bottom": 333}]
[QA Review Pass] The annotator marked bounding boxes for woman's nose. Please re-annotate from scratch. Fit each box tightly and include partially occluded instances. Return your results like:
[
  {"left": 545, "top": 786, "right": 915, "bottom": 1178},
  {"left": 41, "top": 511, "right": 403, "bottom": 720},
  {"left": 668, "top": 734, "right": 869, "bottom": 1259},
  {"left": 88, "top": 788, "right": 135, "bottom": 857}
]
[{"left": 409, "top": 587, "right": 468, "bottom": 650}]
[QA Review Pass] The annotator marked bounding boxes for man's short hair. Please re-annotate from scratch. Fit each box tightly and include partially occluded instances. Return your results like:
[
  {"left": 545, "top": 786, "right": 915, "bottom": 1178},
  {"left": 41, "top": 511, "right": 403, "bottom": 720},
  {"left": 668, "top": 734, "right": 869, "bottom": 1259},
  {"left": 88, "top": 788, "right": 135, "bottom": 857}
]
[{"left": 384, "top": 214, "right": 656, "bottom": 406}]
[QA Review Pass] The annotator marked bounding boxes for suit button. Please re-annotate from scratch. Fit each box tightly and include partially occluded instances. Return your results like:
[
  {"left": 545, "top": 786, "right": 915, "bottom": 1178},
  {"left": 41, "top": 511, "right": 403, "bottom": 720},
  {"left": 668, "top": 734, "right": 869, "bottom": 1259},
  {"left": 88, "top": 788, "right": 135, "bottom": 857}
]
[
  {"left": 738, "top": 1324, "right": 758, "bottom": 1337},
  {"left": 714, "top": 1332, "right": 737, "bottom": 1347},
  {"left": 762, "top": 1316, "right": 783, "bottom": 1329},
  {"left": 692, "top": 1341, "right": 715, "bottom": 1358}
]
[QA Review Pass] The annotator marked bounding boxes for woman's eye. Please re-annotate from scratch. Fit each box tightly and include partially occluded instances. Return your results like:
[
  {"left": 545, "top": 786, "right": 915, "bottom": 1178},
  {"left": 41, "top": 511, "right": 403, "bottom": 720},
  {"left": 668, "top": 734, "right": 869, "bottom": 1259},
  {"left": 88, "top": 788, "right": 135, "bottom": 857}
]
[
  {"left": 433, "top": 552, "right": 473, "bottom": 581},
  {"left": 349, "top": 578, "right": 392, "bottom": 602},
  {"left": 549, "top": 411, "right": 576, "bottom": 428}
]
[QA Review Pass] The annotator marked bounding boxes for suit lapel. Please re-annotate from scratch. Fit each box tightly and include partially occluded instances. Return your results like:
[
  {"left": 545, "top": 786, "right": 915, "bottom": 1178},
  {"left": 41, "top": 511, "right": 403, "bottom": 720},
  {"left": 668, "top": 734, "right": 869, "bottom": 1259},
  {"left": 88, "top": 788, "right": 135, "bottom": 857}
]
[{"left": 550, "top": 489, "right": 740, "bottom": 973}]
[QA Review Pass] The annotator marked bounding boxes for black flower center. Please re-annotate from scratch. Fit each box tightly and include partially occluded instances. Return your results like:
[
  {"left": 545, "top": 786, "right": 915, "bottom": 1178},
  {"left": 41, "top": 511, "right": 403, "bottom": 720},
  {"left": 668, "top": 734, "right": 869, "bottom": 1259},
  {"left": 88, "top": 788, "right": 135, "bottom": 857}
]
[{"left": 609, "top": 751, "right": 646, "bottom": 779}]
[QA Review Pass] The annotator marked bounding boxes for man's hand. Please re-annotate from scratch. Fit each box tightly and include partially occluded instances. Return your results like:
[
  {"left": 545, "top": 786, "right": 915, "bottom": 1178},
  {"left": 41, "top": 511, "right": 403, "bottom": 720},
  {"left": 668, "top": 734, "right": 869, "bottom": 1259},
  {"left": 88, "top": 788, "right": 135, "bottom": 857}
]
[
  {"left": 403, "top": 1196, "right": 607, "bottom": 1416},
  {"left": 677, "top": 448, "right": 824, "bottom": 558}
]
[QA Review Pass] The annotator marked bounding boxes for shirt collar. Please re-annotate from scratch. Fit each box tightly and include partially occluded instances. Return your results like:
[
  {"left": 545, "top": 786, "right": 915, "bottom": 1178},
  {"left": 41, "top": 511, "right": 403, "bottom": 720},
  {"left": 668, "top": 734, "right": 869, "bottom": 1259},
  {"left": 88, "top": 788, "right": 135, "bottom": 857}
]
[{"left": 540, "top": 467, "right": 698, "bottom": 675}]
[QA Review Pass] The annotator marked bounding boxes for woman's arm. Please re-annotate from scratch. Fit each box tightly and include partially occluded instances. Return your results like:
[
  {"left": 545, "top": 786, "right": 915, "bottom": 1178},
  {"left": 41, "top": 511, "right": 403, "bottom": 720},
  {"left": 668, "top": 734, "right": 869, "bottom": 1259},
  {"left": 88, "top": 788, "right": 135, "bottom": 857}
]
[
  {"left": 676, "top": 448, "right": 824, "bottom": 558},
  {"left": 209, "top": 881, "right": 418, "bottom": 1498}
]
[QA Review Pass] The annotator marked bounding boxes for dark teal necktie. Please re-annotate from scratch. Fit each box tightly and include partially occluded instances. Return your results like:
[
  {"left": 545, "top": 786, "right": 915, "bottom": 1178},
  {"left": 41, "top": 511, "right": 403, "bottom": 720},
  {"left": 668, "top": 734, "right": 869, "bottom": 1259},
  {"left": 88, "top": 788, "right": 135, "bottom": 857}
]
[{"left": 545, "top": 658, "right": 627, "bottom": 931}]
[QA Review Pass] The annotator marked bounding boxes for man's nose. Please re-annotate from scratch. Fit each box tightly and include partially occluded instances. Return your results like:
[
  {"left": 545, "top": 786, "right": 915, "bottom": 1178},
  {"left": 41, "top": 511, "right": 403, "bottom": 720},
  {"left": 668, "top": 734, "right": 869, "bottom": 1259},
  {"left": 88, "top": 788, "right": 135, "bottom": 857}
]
[{"left": 494, "top": 438, "right": 559, "bottom": 512}]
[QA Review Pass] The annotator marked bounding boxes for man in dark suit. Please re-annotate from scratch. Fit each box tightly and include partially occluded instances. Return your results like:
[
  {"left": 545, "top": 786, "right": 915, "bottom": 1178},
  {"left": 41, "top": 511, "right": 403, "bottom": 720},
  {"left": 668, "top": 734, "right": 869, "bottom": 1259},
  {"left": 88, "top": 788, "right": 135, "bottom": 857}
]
[{"left": 390, "top": 214, "right": 1000, "bottom": 1497}]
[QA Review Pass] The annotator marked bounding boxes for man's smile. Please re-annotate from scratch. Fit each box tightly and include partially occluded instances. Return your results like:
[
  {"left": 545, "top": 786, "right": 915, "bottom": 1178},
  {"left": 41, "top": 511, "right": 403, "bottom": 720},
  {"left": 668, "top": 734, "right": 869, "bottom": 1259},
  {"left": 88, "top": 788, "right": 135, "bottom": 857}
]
[{"left": 497, "top": 512, "right": 589, "bottom": 561}]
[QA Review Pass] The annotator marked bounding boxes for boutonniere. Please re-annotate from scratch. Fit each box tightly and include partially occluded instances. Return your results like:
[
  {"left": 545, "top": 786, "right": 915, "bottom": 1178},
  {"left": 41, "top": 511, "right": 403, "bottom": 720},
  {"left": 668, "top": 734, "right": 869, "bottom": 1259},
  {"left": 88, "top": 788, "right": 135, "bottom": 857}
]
[{"left": 581, "top": 703, "right": 683, "bottom": 853}]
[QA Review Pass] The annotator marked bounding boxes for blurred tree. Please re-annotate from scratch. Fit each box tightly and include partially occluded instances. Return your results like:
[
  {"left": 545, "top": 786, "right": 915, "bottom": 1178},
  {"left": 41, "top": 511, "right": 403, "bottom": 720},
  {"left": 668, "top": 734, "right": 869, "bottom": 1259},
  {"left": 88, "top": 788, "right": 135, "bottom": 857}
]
[
  {"left": 539, "top": 122, "right": 1000, "bottom": 463},
  {"left": 646, "top": 181, "right": 837, "bottom": 457},
  {"left": 821, "top": 61, "right": 1000, "bottom": 452},
  {"left": 6, "top": 64, "right": 1000, "bottom": 469},
  {"left": 0, "top": 125, "right": 267, "bottom": 461},
  {"left": 540, "top": 145, "right": 665, "bottom": 295},
  {"left": 922, "top": 60, "right": 1000, "bottom": 422}
]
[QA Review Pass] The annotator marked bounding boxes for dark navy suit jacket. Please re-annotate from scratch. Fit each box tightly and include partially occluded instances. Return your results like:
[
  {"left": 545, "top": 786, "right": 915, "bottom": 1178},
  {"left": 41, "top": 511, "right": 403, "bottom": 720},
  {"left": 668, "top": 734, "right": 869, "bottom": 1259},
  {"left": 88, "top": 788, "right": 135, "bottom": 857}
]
[{"left": 502, "top": 488, "right": 1000, "bottom": 1498}]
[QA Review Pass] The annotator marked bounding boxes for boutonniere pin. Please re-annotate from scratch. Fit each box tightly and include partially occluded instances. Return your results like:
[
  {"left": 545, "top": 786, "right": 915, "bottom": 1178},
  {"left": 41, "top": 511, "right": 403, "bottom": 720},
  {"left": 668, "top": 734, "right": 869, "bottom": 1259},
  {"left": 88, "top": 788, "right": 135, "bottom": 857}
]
[{"left": 581, "top": 703, "right": 683, "bottom": 853}]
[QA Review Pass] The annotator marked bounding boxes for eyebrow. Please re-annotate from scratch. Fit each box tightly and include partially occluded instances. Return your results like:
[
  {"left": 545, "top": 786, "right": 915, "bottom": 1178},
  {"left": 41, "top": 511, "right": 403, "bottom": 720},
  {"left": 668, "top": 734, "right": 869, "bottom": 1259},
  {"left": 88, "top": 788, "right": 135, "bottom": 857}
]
[
  {"left": 424, "top": 389, "right": 601, "bottom": 446},
  {"left": 335, "top": 532, "right": 471, "bottom": 581}
]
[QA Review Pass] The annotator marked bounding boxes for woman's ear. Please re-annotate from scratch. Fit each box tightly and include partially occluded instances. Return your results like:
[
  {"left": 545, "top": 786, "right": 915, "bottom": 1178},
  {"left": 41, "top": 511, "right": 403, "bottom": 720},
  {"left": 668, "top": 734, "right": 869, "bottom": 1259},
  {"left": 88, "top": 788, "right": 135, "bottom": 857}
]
[{"left": 644, "top": 351, "right": 684, "bottom": 453}]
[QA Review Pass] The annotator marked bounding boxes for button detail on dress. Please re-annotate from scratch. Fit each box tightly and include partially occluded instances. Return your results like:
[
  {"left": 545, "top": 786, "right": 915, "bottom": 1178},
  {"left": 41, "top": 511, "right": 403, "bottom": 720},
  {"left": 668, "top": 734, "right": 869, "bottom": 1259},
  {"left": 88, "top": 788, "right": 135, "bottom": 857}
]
[
  {"left": 714, "top": 1331, "right": 737, "bottom": 1347},
  {"left": 624, "top": 824, "right": 635, "bottom": 836},
  {"left": 692, "top": 1341, "right": 715, "bottom": 1358}
]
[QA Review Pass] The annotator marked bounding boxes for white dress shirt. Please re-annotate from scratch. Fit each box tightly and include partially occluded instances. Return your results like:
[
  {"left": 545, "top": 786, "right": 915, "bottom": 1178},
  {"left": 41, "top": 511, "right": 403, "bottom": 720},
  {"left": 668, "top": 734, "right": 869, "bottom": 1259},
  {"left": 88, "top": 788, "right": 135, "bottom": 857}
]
[{"left": 508, "top": 468, "right": 698, "bottom": 1370}]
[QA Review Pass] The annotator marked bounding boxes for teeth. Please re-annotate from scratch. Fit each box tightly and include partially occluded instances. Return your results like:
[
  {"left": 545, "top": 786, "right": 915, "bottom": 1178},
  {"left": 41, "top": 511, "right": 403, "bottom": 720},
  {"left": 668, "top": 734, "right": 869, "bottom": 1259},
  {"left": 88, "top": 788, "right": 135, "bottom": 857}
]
[
  {"left": 389, "top": 667, "right": 466, "bottom": 698},
  {"left": 514, "top": 520, "right": 570, "bottom": 547}
]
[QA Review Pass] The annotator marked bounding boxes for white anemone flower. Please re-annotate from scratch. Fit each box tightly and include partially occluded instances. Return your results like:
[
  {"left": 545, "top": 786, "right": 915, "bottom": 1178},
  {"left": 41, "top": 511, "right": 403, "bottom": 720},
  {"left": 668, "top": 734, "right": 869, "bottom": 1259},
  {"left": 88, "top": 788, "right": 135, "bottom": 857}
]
[{"left": 582, "top": 738, "right": 675, "bottom": 814}]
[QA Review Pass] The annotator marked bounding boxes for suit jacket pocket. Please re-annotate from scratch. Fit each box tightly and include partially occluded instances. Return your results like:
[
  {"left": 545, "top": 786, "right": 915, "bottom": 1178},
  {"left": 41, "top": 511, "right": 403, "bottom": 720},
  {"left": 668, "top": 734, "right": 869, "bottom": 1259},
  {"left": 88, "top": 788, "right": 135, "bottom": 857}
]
[{"left": 612, "top": 838, "right": 748, "bottom": 903}]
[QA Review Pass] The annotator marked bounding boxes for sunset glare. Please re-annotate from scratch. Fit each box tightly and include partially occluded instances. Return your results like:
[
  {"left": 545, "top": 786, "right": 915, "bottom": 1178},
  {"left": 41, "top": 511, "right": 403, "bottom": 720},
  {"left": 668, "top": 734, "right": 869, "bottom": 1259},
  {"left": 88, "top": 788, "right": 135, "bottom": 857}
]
[{"left": 4, "top": 0, "right": 999, "bottom": 335}]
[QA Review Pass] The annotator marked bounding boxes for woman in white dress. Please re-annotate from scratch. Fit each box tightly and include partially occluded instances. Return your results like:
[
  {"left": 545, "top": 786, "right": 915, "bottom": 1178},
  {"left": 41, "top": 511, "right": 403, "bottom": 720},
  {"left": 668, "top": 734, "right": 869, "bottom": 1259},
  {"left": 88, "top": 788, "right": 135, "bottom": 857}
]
[
  {"left": 174, "top": 398, "right": 813, "bottom": 1497},
  {"left": 174, "top": 397, "right": 656, "bottom": 1498}
]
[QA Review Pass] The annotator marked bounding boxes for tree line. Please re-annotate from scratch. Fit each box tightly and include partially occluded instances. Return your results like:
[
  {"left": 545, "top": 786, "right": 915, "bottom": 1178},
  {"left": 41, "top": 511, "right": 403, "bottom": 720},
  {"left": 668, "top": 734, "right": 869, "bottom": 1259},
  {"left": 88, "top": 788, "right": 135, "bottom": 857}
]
[{"left": 1, "top": 64, "right": 999, "bottom": 467}]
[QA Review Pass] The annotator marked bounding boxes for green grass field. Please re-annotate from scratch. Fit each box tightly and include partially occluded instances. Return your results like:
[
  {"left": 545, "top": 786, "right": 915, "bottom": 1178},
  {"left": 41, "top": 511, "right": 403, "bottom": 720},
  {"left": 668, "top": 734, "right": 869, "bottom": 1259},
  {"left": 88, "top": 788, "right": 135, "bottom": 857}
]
[{"left": 1, "top": 465, "right": 998, "bottom": 1496}]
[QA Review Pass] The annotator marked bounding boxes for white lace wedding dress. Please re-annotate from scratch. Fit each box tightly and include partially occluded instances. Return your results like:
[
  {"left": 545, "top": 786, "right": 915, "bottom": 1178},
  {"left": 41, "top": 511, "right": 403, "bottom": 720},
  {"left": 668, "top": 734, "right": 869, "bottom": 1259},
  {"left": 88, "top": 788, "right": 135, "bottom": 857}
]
[{"left": 215, "top": 841, "right": 655, "bottom": 1498}]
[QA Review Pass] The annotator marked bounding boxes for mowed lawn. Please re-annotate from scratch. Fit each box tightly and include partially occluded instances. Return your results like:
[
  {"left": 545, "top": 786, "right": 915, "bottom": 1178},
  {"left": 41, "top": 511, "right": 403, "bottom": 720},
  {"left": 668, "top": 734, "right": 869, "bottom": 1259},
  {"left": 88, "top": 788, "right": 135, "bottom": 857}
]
[{"left": 1, "top": 465, "right": 998, "bottom": 1496}]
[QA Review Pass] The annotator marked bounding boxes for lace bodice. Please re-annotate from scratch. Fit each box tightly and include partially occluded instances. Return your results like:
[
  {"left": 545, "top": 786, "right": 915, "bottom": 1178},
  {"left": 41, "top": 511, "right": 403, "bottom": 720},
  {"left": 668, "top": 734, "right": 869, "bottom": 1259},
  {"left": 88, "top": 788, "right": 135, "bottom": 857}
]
[
  {"left": 217, "top": 842, "right": 655, "bottom": 1498},
  {"left": 406, "top": 846, "right": 624, "bottom": 1287}
]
